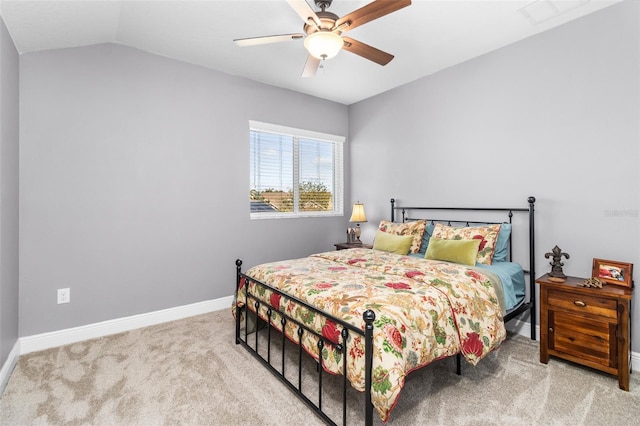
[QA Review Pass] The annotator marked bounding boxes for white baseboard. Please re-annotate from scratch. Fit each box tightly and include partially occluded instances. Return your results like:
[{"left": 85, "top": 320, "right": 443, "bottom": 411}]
[
  {"left": 0, "top": 341, "right": 20, "bottom": 396},
  {"left": 507, "top": 317, "right": 540, "bottom": 340},
  {"left": 20, "top": 295, "right": 234, "bottom": 355}
]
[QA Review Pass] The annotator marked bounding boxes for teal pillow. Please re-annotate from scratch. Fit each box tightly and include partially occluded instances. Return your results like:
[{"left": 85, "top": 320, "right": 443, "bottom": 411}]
[
  {"left": 425, "top": 238, "right": 481, "bottom": 266},
  {"left": 418, "top": 222, "right": 436, "bottom": 256},
  {"left": 373, "top": 230, "right": 414, "bottom": 255},
  {"left": 493, "top": 223, "right": 511, "bottom": 263}
]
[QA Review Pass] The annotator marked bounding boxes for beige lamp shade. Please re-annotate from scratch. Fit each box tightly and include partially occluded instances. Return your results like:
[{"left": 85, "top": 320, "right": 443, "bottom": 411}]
[{"left": 349, "top": 203, "right": 367, "bottom": 223}]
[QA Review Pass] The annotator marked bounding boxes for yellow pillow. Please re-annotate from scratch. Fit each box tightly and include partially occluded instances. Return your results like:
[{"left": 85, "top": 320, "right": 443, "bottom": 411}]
[
  {"left": 373, "top": 230, "right": 414, "bottom": 255},
  {"left": 425, "top": 238, "right": 481, "bottom": 266}
]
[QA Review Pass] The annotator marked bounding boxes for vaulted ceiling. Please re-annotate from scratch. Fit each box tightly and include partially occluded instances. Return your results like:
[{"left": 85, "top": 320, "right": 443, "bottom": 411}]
[{"left": 0, "top": 0, "right": 623, "bottom": 104}]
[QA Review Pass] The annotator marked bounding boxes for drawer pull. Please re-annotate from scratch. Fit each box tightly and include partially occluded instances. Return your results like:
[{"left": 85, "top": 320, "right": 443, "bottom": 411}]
[{"left": 574, "top": 300, "right": 587, "bottom": 307}]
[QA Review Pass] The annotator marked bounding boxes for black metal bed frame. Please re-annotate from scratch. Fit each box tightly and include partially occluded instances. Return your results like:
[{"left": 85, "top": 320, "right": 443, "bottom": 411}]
[{"left": 235, "top": 196, "right": 536, "bottom": 425}]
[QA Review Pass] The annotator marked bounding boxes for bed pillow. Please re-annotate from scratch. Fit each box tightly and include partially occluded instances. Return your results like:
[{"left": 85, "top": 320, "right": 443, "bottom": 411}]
[
  {"left": 425, "top": 238, "right": 481, "bottom": 266},
  {"left": 378, "top": 220, "right": 426, "bottom": 254},
  {"left": 373, "top": 230, "right": 414, "bottom": 255},
  {"left": 492, "top": 223, "right": 512, "bottom": 263},
  {"left": 432, "top": 223, "right": 502, "bottom": 265},
  {"left": 418, "top": 222, "right": 436, "bottom": 256}
]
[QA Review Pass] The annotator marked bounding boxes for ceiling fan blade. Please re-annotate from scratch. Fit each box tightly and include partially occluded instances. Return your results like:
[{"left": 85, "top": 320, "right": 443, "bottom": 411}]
[
  {"left": 336, "top": 0, "right": 411, "bottom": 33},
  {"left": 234, "top": 33, "right": 304, "bottom": 47},
  {"left": 342, "top": 36, "right": 394, "bottom": 66},
  {"left": 301, "top": 55, "right": 321, "bottom": 78},
  {"left": 286, "top": 0, "right": 321, "bottom": 28}
]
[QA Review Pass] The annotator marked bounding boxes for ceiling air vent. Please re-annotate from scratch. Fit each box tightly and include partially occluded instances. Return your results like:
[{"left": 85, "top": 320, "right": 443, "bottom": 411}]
[{"left": 519, "top": 0, "right": 590, "bottom": 26}]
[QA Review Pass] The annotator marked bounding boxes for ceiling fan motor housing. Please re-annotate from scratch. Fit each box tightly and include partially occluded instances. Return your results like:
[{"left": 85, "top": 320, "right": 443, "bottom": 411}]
[{"left": 304, "top": 11, "right": 341, "bottom": 36}]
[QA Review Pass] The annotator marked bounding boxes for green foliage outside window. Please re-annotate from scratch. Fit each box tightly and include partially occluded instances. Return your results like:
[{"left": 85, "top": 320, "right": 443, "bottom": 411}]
[{"left": 250, "top": 181, "right": 331, "bottom": 212}]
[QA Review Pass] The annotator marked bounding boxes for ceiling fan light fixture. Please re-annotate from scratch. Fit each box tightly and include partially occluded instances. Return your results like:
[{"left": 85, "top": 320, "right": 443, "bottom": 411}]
[{"left": 304, "top": 31, "right": 343, "bottom": 60}]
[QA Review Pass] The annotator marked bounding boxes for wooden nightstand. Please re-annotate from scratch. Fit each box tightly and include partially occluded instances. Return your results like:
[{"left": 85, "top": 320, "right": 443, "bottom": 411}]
[
  {"left": 334, "top": 242, "right": 373, "bottom": 250},
  {"left": 537, "top": 274, "right": 633, "bottom": 390}
]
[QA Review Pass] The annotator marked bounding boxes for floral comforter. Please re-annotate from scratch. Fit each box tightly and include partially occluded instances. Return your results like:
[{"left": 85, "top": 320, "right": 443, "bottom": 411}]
[{"left": 236, "top": 248, "right": 506, "bottom": 422}]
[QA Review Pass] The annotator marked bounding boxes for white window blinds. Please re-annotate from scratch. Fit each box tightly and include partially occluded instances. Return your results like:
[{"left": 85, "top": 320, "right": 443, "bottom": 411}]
[{"left": 249, "top": 121, "right": 344, "bottom": 218}]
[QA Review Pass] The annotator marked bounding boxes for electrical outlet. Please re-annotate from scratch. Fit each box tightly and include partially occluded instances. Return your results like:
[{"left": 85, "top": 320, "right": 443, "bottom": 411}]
[{"left": 57, "top": 288, "right": 70, "bottom": 304}]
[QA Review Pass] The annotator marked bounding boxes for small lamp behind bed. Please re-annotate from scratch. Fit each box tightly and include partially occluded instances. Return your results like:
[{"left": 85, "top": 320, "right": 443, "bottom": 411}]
[{"left": 349, "top": 202, "right": 367, "bottom": 244}]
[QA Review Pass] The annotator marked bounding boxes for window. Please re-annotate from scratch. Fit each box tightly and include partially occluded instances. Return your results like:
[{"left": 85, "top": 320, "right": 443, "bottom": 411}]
[{"left": 249, "top": 121, "right": 344, "bottom": 219}]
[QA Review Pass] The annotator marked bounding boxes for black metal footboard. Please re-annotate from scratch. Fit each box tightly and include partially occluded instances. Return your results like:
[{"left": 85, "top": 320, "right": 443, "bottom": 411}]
[{"left": 234, "top": 259, "right": 376, "bottom": 426}]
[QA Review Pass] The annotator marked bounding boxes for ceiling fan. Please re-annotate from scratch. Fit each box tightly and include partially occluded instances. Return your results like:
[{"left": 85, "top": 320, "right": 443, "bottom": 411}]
[{"left": 233, "top": 0, "right": 412, "bottom": 78}]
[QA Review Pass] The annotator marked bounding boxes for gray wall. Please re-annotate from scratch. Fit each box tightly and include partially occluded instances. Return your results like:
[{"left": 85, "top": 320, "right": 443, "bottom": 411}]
[
  {"left": 0, "top": 16, "right": 20, "bottom": 372},
  {"left": 19, "top": 43, "right": 349, "bottom": 336},
  {"left": 349, "top": 1, "right": 639, "bottom": 345}
]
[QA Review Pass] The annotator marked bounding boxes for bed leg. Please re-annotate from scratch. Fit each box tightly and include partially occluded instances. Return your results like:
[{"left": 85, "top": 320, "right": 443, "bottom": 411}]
[
  {"left": 528, "top": 196, "right": 537, "bottom": 341},
  {"left": 235, "top": 306, "right": 241, "bottom": 345},
  {"left": 235, "top": 259, "right": 243, "bottom": 345},
  {"left": 363, "top": 310, "right": 375, "bottom": 426},
  {"left": 530, "top": 311, "right": 536, "bottom": 340},
  {"left": 456, "top": 353, "right": 461, "bottom": 375}
]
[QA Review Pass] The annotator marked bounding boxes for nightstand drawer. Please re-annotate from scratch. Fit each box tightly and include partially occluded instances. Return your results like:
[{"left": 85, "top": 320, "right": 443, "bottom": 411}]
[
  {"left": 551, "top": 311, "right": 615, "bottom": 367},
  {"left": 547, "top": 289, "right": 617, "bottom": 319}
]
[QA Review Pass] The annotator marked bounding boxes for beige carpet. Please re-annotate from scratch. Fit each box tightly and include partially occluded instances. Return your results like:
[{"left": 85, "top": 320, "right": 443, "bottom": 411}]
[{"left": 1, "top": 309, "right": 639, "bottom": 425}]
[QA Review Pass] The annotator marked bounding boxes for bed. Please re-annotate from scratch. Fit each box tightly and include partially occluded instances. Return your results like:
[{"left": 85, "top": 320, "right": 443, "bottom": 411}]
[{"left": 234, "top": 197, "right": 536, "bottom": 425}]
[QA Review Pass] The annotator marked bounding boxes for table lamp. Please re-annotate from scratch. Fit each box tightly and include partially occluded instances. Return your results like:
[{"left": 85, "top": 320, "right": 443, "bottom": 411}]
[{"left": 349, "top": 202, "right": 367, "bottom": 244}]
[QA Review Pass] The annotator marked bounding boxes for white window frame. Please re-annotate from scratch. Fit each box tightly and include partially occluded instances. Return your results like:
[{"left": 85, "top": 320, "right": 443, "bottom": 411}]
[{"left": 249, "top": 120, "right": 345, "bottom": 219}]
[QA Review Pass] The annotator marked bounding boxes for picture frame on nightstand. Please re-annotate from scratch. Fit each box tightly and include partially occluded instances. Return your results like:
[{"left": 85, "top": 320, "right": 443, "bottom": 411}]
[{"left": 592, "top": 258, "right": 633, "bottom": 288}]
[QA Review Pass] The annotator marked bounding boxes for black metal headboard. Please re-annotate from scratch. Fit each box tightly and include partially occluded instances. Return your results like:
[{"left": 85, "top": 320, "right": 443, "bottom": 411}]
[{"left": 390, "top": 196, "right": 537, "bottom": 340}]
